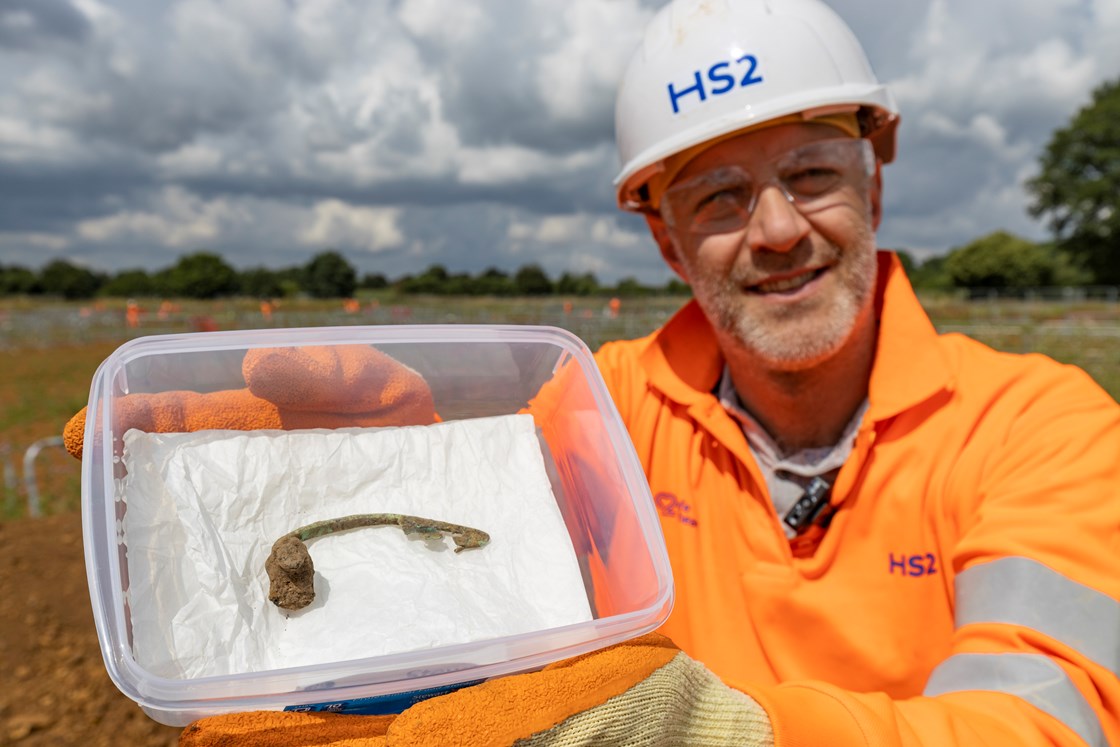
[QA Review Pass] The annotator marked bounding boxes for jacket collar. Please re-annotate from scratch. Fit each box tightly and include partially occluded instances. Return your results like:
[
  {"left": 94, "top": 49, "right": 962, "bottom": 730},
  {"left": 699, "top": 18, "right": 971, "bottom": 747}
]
[{"left": 638, "top": 251, "right": 954, "bottom": 424}]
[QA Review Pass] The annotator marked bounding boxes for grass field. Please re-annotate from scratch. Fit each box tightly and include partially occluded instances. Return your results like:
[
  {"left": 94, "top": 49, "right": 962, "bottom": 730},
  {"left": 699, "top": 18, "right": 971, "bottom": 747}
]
[{"left": 1, "top": 292, "right": 1117, "bottom": 519}]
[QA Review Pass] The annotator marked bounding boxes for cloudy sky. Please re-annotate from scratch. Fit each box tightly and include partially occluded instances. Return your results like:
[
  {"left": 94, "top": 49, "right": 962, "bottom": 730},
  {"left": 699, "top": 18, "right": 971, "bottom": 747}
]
[{"left": 2, "top": 0, "right": 1119, "bottom": 284}]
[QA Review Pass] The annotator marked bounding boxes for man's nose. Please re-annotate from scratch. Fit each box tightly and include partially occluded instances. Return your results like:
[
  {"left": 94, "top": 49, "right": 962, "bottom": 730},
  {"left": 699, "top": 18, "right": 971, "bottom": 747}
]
[{"left": 743, "top": 184, "right": 810, "bottom": 253}]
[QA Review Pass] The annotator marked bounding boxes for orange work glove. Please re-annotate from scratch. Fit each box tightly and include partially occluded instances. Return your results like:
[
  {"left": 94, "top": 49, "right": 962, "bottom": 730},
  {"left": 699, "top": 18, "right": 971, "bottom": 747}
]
[
  {"left": 63, "top": 345, "right": 437, "bottom": 459},
  {"left": 178, "top": 633, "right": 774, "bottom": 747}
]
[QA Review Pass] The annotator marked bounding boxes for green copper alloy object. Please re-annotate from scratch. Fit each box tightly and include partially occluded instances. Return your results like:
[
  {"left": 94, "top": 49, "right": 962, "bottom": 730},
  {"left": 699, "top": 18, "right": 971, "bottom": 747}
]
[{"left": 265, "top": 513, "right": 491, "bottom": 611}]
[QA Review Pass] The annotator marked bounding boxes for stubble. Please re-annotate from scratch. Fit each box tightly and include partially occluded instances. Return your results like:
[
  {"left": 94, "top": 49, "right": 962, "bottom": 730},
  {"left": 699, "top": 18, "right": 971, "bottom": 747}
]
[{"left": 682, "top": 221, "right": 878, "bottom": 371}]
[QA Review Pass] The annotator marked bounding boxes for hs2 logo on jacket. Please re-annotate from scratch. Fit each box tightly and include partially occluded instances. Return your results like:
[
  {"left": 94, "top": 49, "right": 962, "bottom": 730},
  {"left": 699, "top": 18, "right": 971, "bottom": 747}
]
[
  {"left": 889, "top": 552, "right": 939, "bottom": 577},
  {"left": 654, "top": 491, "right": 698, "bottom": 527}
]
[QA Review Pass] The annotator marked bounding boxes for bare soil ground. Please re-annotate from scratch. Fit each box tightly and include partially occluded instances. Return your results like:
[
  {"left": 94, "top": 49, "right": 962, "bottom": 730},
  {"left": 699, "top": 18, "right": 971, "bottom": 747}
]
[{"left": 0, "top": 512, "right": 182, "bottom": 746}]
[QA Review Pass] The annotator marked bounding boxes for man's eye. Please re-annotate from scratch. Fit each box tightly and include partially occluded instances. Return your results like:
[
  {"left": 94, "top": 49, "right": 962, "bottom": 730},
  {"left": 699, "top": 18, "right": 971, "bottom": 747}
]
[
  {"left": 693, "top": 187, "right": 746, "bottom": 213},
  {"left": 785, "top": 167, "right": 842, "bottom": 196}
]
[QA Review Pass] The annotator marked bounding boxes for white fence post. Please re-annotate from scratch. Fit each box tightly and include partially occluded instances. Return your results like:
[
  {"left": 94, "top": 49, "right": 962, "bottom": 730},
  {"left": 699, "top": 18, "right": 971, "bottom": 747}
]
[
  {"left": 23, "top": 435, "right": 65, "bottom": 518},
  {"left": 1, "top": 442, "right": 17, "bottom": 514}
]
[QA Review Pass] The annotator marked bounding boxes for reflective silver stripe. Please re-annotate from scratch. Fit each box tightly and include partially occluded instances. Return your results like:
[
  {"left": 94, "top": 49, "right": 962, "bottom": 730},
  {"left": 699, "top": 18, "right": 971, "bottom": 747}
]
[
  {"left": 956, "top": 557, "right": 1120, "bottom": 675},
  {"left": 924, "top": 653, "right": 1105, "bottom": 747}
]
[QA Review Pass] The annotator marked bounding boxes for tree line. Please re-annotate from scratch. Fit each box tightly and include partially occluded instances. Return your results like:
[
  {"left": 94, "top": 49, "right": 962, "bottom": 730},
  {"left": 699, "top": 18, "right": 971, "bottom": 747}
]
[
  {"left": 0, "top": 250, "right": 691, "bottom": 301},
  {"left": 895, "top": 230, "right": 1094, "bottom": 293},
  {"left": 0, "top": 235, "right": 1107, "bottom": 303}
]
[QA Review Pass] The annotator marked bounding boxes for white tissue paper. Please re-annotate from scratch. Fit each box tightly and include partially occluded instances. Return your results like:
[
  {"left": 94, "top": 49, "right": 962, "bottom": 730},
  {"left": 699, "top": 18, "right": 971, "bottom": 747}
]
[{"left": 119, "top": 413, "right": 593, "bottom": 680}]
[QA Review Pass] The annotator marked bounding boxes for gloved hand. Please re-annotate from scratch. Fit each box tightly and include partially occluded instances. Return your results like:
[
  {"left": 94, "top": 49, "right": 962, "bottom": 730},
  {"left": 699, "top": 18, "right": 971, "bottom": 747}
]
[
  {"left": 178, "top": 633, "right": 774, "bottom": 746},
  {"left": 63, "top": 345, "right": 437, "bottom": 459}
]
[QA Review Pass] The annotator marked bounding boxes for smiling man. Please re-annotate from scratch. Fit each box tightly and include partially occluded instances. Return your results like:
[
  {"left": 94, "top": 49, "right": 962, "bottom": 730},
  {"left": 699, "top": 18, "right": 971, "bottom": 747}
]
[
  {"left": 648, "top": 123, "right": 882, "bottom": 453},
  {"left": 173, "top": 0, "right": 1120, "bottom": 744},
  {"left": 659, "top": 126, "right": 880, "bottom": 369},
  {"left": 574, "top": 0, "right": 1120, "bottom": 742}
]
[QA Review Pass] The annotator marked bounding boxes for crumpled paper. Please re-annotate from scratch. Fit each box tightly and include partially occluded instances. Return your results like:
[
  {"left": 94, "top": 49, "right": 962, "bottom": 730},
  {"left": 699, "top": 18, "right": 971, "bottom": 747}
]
[{"left": 119, "top": 414, "right": 593, "bottom": 680}]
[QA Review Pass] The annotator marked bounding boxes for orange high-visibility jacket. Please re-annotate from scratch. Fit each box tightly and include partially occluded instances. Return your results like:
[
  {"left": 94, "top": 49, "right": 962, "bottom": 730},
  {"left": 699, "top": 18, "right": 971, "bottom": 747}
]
[{"left": 593, "top": 252, "right": 1120, "bottom": 746}]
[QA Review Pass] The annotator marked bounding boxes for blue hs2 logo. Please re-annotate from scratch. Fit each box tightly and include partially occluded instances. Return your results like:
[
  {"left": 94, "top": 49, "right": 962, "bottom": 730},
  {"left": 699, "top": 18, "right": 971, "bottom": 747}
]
[
  {"left": 667, "top": 54, "right": 764, "bottom": 114},
  {"left": 654, "top": 491, "right": 698, "bottom": 527},
  {"left": 889, "top": 553, "right": 939, "bottom": 577}
]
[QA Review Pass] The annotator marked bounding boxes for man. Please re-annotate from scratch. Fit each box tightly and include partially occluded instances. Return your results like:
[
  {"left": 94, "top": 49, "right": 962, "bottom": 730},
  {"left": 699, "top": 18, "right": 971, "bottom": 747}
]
[
  {"left": 76, "top": 0, "right": 1119, "bottom": 743},
  {"left": 566, "top": 1, "right": 1118, "bottom": 743}
]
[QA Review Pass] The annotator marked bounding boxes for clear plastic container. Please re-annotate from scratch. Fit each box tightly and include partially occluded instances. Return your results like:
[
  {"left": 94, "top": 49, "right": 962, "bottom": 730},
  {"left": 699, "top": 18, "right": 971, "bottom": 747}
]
[{"left": 81, "top": 325, "right": 673, "bottom": 726}]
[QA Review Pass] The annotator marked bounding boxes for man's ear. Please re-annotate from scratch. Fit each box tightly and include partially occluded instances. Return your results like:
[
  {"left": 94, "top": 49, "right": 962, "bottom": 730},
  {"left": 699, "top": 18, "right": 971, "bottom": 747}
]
[{"left": 645, "top": 213, "right": 688, "bottom": 281}]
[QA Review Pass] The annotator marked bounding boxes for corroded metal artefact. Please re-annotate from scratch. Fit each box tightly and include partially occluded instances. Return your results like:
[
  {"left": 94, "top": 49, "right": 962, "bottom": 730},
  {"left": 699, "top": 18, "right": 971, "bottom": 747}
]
[{"left": 265, "top": 514, "right": 490, "bottom": 611}]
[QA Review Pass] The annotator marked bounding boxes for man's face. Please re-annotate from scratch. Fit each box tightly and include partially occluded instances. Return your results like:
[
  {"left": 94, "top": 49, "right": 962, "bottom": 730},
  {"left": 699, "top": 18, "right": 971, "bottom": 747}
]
[{"left": 655, "top": 123, "right": 882, "bottom": 372}]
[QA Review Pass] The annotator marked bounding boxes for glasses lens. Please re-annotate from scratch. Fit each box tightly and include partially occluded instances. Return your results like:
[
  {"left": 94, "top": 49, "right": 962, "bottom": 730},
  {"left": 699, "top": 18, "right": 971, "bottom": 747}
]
[
  {"left": 662, "top": 166, "right": 755, "bottom": 235},
  {"left": 776, "top": 138, "right": 870, "bottom": 209},
  {"left": 661, "top": 138, "right": 872, "bottom": 236}
]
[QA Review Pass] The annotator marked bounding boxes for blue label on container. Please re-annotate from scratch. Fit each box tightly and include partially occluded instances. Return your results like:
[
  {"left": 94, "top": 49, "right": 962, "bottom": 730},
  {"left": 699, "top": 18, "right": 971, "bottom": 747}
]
[{"left": 284, "top": 679, "right": 485, "bottom": 716}]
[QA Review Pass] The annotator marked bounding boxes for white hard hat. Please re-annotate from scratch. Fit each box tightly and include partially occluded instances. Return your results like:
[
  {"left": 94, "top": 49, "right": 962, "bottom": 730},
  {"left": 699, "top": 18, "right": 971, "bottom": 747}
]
[{"left": 614, "top": 0, "right": 899, "bottom": 211}]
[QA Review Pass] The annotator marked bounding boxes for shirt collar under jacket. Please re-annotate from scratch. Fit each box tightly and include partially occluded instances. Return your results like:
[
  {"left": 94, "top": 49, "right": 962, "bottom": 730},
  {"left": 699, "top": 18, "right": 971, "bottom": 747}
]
[
  {"left": 637, "top": 251, "right": 956, "bottom": 426},
  {"left": 718, "top": 362, "right": 868, "bottom": 469}
]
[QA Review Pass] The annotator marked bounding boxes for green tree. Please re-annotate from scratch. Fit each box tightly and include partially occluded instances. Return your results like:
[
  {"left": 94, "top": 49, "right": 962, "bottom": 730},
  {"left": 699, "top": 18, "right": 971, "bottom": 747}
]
[
  {"left": 895, "top": 250, "right": 918, "bottom": 276},
  {"left": 398, "top": 264, "right": 449, "bottom": 294},
  {"left": 39, "top": 259, "right": 104, "bottom": 299},
  {"left": 273, "top": 267, "right": 305, "bottom": 298},
  {"left": 555, "top": 271, "right": 600, "bottom": 296},
  {"left": 1026, "top": 77, "right": 1120, "bottom": 283},
  {"left": 441, "top": 272, "right": 476, "bottom": 295},
  {"left": 612, "top": 276, "right": 652, "bottom": 297},
  {"left": 0, "top": 264, "right": 42, "bottom": 295},
  {"left": 944, "top": 230, "right": 1088, "bottom": 288},
  {"left": 238, "top": 267, "right": 285, "bottom": 299},
  {"left": 906, "top": 255, "right": 953, "bottom": 292},
  {"left": 303, "top": 250, "right": 357, "bottom": 299},
  {"left": 360, "top": 272, "right": 389, "bottom": 290},
  {"left": 664, "top": 277, "right": 691, "bottom": 295},
  {"left": 100, "top": 269, "right": 156, "bottom": 297},
  {"left": 470, "top": 267, "right": 516, "bottom": 296},
  {"left": 513, "top": 264, "right": 553, "bottom": 295},
  {"left": 156, "top": 252, "right": 239, "bottom": 299}
]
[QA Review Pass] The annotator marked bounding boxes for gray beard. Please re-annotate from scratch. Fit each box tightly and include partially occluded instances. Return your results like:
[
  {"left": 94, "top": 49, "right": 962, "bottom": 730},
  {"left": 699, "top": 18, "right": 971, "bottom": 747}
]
[{"left": 684, "top": 228, "right": 878, "bottom": 372}]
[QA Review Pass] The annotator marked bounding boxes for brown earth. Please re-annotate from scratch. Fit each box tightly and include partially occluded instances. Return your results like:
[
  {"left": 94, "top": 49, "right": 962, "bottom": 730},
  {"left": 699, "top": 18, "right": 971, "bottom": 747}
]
[{"left": 0, "top": 512, "right": 182, "bottom": 746}]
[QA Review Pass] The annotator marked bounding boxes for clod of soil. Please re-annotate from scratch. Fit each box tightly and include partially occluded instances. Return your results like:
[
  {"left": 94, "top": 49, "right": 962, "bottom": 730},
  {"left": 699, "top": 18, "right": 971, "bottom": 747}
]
[{"left": 265, "top": 535, "right": 316, "bottom": 610}]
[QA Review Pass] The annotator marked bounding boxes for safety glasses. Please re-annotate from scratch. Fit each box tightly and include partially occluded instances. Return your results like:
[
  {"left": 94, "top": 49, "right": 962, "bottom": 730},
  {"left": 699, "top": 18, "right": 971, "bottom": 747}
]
[{"left": 660, "top": 138, "right": 875, "bottom": 235}]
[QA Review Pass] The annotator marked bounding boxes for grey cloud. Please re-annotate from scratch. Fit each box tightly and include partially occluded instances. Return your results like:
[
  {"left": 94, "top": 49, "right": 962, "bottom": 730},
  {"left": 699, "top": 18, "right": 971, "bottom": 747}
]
[
  {"left": 172, "top": 167, "right": 614, "bottom": 217},
  {"left": 1, "top": 0, "right": 1116, "bottom": 281},
  {"left": 930, "top": 0, "right": 1095, "bottom": 57},
  {"left": 385, "top": 203, "right": 662, "bottom": 283},
  {"left": 880, "top": 135, "right": 1048, "bottom": 256},
  {"left": 0, "top": 0, "right": 90, "bottom": 50},
  {"left": 405, "top": 1, "right": 618, "bottom": 154},
  {"left": 885, "top": 140, "right": 1001, "bottom": 218},
  {"left": 360, "top": 88, "right": 433, "bottom": 161},
  {"left": 1, "top": 194, "right": 665, "bottom": 286},
  {"left": 825, "top": 0, "right": 930, "bottom": 79},
  {"left": 0, "top": 163, "right": 154, "bottom": 233},
  {"left": 292, "top": 84, "right": 435, "bottom": 167},
  {"left": 11, "top": 2, "right": 361, "bottom": 156}
]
